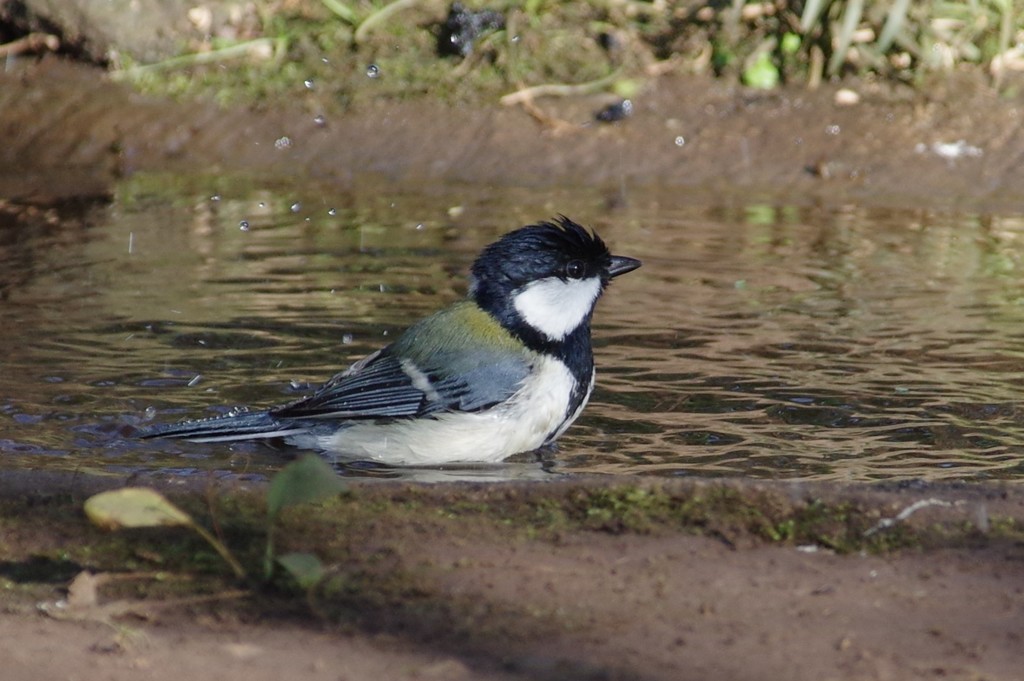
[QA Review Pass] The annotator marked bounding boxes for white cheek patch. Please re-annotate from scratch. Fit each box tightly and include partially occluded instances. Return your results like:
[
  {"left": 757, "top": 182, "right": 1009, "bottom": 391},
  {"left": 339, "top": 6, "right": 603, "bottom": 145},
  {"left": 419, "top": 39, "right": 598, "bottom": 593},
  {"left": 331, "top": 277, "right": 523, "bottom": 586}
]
[{"left": 513, "top": 276, "right": 602, "bottom": 340}]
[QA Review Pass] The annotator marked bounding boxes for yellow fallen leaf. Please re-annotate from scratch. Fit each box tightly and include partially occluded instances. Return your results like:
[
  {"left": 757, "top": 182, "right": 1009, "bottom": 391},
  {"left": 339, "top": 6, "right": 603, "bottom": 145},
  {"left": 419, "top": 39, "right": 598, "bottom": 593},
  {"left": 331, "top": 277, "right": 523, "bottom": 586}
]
[{"left": 84, "top": 488, "right": 194, "bottom": 530}]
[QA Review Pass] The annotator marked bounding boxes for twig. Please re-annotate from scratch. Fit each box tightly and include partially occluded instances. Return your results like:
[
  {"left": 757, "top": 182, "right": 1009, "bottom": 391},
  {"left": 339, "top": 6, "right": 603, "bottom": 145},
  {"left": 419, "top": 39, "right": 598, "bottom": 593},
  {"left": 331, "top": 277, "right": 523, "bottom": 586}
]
[
  {"left": 519, "top": 97, "right": 579, "bottom": 136},
  {"left": 0, "top": 33, "right": 60, "bottom": 58},
  {"left": 863, "top": 498, "right": 952, "bottom": 537},
  {"left": 500, "top": 69, "right": 622, "bottom": 106},
  {"left": 112, "top": 38, "right": 278, "bottom": 79}
]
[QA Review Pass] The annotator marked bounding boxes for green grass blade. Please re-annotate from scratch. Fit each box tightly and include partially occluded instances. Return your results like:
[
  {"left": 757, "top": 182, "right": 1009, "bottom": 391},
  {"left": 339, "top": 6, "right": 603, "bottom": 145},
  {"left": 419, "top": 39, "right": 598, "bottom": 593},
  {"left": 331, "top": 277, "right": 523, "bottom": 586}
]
[
  {"left": 800, "top": 0, "right": 830, "bottom": 32},
  {"left": 876, "top": 0, "right": 912, "bottom": 52},
  {"left": 827, "top": 0, "right": 865, "bottom": 76}
]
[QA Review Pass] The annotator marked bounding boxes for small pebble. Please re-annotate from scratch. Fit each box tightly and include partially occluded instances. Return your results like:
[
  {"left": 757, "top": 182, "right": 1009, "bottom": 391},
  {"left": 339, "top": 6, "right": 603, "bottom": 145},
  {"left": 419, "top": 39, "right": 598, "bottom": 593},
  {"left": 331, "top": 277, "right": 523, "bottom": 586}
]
[{"left": 834, "top": 88, "right": 860, "bottom": 106}]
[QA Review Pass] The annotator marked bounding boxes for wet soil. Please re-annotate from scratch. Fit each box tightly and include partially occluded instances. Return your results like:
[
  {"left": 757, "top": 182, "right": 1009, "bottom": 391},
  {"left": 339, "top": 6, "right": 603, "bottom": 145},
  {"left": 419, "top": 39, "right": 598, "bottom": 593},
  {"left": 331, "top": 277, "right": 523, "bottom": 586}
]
[
  {"left": 2, "top": 58, "right": 1024, "bottom": 680},
  {"left": 2, "top": 58, "right": 1023, "bottom": 209}
]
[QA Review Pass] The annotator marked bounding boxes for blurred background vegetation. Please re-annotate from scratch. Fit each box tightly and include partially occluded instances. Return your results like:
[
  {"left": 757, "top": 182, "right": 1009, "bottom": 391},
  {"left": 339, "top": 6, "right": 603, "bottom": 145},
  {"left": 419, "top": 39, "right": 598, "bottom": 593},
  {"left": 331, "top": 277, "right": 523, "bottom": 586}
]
[{"left": 15, "top": 0, "right": 1021, "bottom": 105}]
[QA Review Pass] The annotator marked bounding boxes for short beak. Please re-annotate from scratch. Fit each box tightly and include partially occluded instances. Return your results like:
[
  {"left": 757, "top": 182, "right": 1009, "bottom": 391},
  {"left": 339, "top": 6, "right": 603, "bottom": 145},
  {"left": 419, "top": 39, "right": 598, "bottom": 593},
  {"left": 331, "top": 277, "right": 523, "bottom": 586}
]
[{"left": 608, "top": 255, "right": 642, "bottom": 278}]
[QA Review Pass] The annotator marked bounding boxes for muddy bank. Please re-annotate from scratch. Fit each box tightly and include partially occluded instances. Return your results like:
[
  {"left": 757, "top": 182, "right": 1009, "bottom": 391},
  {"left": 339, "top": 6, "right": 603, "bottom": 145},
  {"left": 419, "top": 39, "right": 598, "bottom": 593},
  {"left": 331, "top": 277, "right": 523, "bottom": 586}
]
[
  {"left": 2, "top": 58, "right": 1023, "bottom": 209},
  {"left": 1, "top": 471, "right": 1023, "bottom": 681}
]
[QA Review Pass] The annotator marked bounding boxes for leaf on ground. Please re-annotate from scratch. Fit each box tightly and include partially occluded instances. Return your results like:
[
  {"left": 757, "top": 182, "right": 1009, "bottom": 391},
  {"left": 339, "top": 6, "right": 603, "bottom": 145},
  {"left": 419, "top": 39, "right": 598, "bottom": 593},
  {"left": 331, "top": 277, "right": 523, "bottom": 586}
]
[
  {"left": 267, "top": 454, "right": 345, "bottom": 519},
  {"left": 84, "top": 488, "right": 194, "bottom": 530}
]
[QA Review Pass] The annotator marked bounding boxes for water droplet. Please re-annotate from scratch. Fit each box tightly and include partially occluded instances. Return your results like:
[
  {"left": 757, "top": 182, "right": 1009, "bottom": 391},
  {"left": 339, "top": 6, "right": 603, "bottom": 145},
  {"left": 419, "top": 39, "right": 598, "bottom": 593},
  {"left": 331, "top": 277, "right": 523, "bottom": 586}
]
[
  {"left": 290, "top": 202, "right": 302, "bottom": 213},
  {"left": 274, "top": 136, "right": 292, "bottom": 150},
  {"left": 187, "top": 374, "right": 202, "bottom": 387},
  {"left": 416, "top": 223, "right": 425, "bottom": 230},
  {"left": 313, "top": 114, "right": 327, "bottom": 127},
  {"left": 239, "top": 220, "right": 250, "bottom": 231},
  {"left": 327, "top": 208, "right": 337, "bottom": 216},
  {"left": 366, "top": 64, "right": 380, "bottom": 78},
  {"left": 674, "top": 136, "right": 685, "bottom": 147},
  {"left": 304, "top": 78, "right": 315, "bottom": 90},
  {"left": 342, "top": 333, "right": 354, "bottom": 344},
  {"left": 258, "top": 202, "right": 266, "bottom": 208},
  {"left": 826, "top": 124, "right": 841, "bottom": 135},
  {"left": 321, "top": 57, "right": 329, "bottom": 64},
  {"left": 144, "top": 406, "right": 157, "bottom": 418},
  {"left": 511, "top": 35, "right": 520, "bottom": 42},
  {"left": 211, "top": 194, "right": 221, "bottom": 202}
]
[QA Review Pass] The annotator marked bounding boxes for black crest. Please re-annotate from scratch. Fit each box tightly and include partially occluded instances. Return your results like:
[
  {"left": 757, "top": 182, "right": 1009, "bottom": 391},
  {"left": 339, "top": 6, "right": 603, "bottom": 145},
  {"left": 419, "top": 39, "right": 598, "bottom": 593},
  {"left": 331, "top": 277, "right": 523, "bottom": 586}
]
[{"left": 470, "top": 216, "right": 612, "bottom": 292}]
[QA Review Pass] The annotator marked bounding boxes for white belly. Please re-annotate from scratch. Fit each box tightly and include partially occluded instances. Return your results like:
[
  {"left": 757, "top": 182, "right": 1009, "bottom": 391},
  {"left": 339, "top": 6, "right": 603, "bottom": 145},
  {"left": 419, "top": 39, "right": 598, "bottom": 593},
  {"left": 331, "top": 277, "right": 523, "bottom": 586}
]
[{"left": 296, "top": 355, "right": 589, "bottom": 466}]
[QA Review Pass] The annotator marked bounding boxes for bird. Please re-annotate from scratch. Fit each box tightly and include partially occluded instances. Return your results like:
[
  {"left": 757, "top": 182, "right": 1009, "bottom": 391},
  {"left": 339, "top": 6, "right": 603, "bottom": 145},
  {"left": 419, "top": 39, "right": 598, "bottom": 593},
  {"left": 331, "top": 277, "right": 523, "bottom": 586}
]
[{"left": 141, "top": 217, "right": 641, "bottom": 466}]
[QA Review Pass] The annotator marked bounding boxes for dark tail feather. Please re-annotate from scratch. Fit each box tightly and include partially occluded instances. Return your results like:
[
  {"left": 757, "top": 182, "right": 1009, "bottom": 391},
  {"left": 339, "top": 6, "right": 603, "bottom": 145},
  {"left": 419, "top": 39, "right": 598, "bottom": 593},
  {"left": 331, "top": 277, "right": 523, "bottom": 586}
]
[{"left": 139, "top": 409, "right": 304, "bottom": 443}]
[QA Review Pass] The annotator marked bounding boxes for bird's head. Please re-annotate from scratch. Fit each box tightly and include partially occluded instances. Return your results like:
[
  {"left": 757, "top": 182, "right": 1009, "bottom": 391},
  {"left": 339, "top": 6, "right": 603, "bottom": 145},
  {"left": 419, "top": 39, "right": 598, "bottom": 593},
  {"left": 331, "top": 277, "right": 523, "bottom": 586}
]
[{"left": 469, "top": 217, "right": 641, "bottom": 347}]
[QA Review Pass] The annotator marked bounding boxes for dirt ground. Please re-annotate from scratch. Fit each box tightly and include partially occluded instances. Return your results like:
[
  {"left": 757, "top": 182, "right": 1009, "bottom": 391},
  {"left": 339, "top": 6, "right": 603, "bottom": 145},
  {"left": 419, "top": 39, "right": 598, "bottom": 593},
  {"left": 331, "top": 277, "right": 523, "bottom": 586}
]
[
  {"left": 1, "top": 472, "right": 1023, "bottom": 681},
  {"left": 2, "top": 57, "right": 1024, "bottom": 680},
  {"left": 2, "top": 58, "right": 1023, "bottom": 209},
  {"left": 4, "top": 539, "right": 1023, "bottom": 681}
]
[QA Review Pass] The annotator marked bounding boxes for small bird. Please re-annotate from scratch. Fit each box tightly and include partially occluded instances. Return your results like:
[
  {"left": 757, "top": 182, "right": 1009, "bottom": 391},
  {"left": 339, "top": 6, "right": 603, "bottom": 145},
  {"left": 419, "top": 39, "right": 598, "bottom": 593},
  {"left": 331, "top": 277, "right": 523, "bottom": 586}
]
[{"left": 142, "top": 217, "right": 641, "bottom": 465}]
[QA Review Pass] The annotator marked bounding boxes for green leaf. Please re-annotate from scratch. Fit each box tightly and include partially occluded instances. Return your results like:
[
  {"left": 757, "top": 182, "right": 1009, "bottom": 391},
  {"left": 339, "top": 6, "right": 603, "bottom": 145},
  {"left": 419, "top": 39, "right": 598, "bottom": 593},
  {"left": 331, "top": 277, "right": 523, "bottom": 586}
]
[
  {"left": 277, "top": 552, "right": 326, "bottom": 590},
  {"left": 267, "top": 454, "right": 345, "bottom": 519},
  {"left": 780, "top": 33, "right": 801, "bottom": 56},
  {"left": 743, "top": 53, "right": 780, "bottom": 90},
  {"left": 612, "top": 78, "right": 641, "bottom": 99},
  {"left": 84, "top": 488, "right": 194, "bottom": 530}
]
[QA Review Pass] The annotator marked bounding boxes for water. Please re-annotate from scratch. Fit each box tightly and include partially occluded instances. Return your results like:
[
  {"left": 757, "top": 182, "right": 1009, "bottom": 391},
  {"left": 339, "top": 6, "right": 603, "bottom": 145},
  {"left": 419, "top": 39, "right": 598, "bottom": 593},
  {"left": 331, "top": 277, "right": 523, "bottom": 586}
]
[{"left": 2, "top": 174, "right": 1024, "bottom": 482}]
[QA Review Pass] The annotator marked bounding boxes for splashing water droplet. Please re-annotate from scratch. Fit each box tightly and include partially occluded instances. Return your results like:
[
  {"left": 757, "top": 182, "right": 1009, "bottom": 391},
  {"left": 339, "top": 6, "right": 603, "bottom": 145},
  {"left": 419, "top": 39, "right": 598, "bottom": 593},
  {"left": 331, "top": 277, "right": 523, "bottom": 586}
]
[
  {"left": 210, "top": 194, "right": 221, "bottom": 202},
  {"left": 674, "top": 136, "right": 685, "bottom": 147},
  {"left": 304, "top": 78, "right": 315, "bottom": 90},
  {"left": 366, "top": 64, "right": 380, "bottom": 78},
  {"left": 342, "top": 333, "right": 354, "bottom": 344},
  {"left": 313, "top": 114, "right": 327, "bottom": 127},
  {"left": 274, "top": 136, "right": 292, "bottom": 150},
  {"left": 239, "top": 220, "right": 250, "bottom": 231},
  {"left": 327, "top": 208, "right": 337, "bottom": 216},
  {"left": 258, "top": 202, "right": 266, "bottom": 208},
  {"left": 290, "top": 202, "right": 302, "bottom": 213}
]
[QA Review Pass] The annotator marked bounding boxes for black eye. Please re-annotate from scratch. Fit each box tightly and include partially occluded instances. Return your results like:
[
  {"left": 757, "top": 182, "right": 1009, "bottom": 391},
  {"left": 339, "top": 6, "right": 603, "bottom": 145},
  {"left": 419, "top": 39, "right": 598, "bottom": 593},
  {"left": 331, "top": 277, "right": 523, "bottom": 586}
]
[{"left": 565, "top": 260, "right": 587, "bottom": 279}]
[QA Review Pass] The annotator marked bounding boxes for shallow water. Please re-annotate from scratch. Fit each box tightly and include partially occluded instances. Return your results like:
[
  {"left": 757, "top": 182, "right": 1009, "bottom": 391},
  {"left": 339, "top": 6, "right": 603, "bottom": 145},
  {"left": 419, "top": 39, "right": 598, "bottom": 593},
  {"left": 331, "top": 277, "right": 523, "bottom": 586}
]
[{"left": 2, "top": 174, "right": 1024, "bottom": 482}]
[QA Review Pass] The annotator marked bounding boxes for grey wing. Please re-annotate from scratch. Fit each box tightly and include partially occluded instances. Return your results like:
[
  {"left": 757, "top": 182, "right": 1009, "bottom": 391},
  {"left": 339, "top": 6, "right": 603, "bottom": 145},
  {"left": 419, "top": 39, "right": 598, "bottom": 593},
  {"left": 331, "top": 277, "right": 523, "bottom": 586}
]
[{"left": 271, "top": 347, "right": 531, "bottom": 420}]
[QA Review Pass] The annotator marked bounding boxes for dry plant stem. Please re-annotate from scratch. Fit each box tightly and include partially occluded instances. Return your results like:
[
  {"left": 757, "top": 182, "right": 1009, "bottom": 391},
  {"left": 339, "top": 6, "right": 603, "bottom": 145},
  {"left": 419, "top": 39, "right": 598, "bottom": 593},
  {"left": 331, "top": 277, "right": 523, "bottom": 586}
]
[
  {"left": 520, "top": 97, "right": 579, "bottom": 136},
  {"left": 500, "top": 70, "right": 622, "bottom": 106},
  {"left": 189, "top": 522, "right": 248, "bottom": 580},
  {"left": 113, "top": 38, "right": 277, "bottom": 79},
  {"left": 0, "top": 33, "right": 59, "bottom": 57}
]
